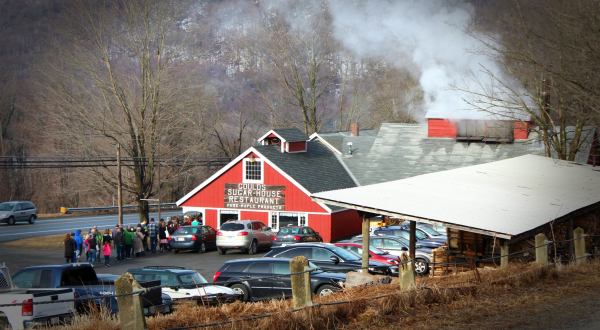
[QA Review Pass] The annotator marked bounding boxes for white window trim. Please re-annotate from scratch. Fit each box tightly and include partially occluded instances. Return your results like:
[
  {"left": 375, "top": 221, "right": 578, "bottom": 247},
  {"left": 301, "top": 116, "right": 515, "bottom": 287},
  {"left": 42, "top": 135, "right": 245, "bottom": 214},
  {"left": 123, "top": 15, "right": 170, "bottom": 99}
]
[
  {"left": 269, "top": 212, "right": 308, "bottom": 232},
  {"left": 218, "top": 209, "right": 240, "bottom": 228},
  {"left": 242, "top": 158, "right": 264, "bottom": 183}
]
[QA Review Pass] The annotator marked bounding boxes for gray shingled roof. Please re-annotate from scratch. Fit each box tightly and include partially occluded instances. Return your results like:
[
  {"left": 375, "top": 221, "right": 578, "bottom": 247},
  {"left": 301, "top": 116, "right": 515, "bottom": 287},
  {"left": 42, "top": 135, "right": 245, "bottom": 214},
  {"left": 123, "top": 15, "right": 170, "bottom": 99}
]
[
  {"left": 254, "top": 140, "right": 357, "bottom": 194},
  {"left": 272, "top": 128, "right": 309, "bottom": 142},
  {"left": 319, "top": 123, "right": 596, "bottom": 186}
]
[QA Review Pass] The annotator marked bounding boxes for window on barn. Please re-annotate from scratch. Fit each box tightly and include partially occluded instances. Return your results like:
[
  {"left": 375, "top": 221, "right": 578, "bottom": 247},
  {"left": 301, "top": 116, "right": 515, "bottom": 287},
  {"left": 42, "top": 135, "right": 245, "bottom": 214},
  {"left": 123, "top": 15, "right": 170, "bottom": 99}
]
[{"left": 244, "top": 158, "right": 262, "bottom": 182}]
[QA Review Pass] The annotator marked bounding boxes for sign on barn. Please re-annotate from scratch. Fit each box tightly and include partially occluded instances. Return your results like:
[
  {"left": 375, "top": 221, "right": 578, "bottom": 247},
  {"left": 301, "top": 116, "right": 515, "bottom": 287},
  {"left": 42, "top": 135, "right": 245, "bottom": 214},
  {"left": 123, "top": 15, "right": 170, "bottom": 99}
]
[{"left": 224, "top": 183, "right": 286, "bottom": 210}]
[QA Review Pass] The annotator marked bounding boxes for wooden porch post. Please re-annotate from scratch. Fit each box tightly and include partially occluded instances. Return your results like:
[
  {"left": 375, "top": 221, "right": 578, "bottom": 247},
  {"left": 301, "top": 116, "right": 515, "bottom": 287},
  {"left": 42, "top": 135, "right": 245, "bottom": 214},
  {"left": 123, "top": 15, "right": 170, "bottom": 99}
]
[
  {"left": 361, "top": 212, "right": 370, "bottom": 271},
  {"left": 409, "top": 221, "right": 416, "bottom": 261}
]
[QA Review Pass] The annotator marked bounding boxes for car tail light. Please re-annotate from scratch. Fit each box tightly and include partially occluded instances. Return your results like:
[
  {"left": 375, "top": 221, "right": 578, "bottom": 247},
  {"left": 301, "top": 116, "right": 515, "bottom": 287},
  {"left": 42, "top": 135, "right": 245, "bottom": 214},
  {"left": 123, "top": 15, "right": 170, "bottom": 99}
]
[
  {"left": 213, "top": 271, "right": 221, "bottom": 283},
  {"left": 22, "top": 298, "right": 33, "bottom": 316},
  {"left": 238, "top": 231, "right": 249, "bottom": 236},
  {"left": 191, "top": 236, "right": 197, "bottom": 241},
  {"left": 293, "top": 235, "right": 301, "bottom": 241},
  {"left": 167, "top": 236, "right": 172, "bottom": 241},
  {"left": 216, "top": 231, "right": 222, "bottom": 236},
  {"left": 272, "top": 236, "right": 277, "bottom": 241}
]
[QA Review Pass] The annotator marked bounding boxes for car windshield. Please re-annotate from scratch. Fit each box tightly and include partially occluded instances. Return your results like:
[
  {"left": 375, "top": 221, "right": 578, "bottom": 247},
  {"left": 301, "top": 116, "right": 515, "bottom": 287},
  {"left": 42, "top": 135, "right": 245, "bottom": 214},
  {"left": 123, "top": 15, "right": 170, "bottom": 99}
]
[
  {"left": 178, "top": 272, "right": 208, "bottom": 285},
  {"left": 278, "top": 227, "right": 301, "bottom": 235},
  {"left": 329, "top": 246, "right": 361, "bottom": 261},
  {"left": 0, "top": 203, "right": 15, "bottom": 211},
  {"left": 175, "top": 227, "right": 199, "bottom": 235},
  {"left": 419, "top": 226, "right": 443, "bottom": 236},
  {"left": 220, "top": 223, "right": 245, "bottom": 231},
  {"left": 369, "top": 246, "right": 388, "bottom": 255}
]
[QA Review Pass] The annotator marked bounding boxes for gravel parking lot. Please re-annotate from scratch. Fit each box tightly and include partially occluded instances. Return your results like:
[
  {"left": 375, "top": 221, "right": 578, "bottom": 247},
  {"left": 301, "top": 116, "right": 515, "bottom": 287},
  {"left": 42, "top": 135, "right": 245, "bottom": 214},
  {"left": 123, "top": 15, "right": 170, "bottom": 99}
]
[{"left": 1, "top": 246, "right": 270, "bottom": 281}]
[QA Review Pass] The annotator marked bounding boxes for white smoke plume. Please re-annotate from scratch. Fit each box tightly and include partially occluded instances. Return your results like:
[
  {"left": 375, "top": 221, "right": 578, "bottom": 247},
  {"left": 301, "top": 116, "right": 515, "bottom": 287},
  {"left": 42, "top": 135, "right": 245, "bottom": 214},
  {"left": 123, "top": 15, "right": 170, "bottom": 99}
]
[{"left": 329, "top": 0, "right": 525, "bottom": 120}]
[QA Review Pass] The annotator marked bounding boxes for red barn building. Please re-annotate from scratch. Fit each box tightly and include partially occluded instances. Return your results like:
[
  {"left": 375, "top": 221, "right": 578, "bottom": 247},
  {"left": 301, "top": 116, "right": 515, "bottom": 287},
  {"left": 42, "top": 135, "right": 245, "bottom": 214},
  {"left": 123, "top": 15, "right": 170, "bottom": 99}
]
[{"left": 176, "top": 128, "right": 362, "bottom": 242}]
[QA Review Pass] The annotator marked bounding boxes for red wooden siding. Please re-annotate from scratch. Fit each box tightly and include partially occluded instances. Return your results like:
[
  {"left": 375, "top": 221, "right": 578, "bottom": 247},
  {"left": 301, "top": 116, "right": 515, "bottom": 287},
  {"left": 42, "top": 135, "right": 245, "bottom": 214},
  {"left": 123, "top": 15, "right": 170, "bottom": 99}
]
[
  {"left": 427, "top": 119, "right": 457, "bottom": 138},
  {"left": 330, "top": 210, "right": 362, "bottom": 241},
  {"left": 287, "top": 141, "right": 307, "bottom": 152},
  {"left": 308, "top": 214, "right": 332, "bottom": 242},
  {"left": 240, "top": 211, "right": 269, "bottom": 225},
  {"left": 205, "top": 209, "right": 218, "bottom": 228},
  {"left": 514, "top": 121, "right": 529, "bottom": 140},
  {"left": 181, "top": 154, "right": 329, "bottom": 214}
]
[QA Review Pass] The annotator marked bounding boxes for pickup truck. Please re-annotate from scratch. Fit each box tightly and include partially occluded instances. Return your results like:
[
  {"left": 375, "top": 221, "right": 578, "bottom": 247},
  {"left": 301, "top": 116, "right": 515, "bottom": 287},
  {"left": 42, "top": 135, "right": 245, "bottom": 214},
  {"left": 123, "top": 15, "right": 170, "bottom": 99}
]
[
  {"left": 11, "top": 263, "right": 164, "bottom": 316},
  {"left": 0, "top": 264, "right": 75, "bottom": 330}
]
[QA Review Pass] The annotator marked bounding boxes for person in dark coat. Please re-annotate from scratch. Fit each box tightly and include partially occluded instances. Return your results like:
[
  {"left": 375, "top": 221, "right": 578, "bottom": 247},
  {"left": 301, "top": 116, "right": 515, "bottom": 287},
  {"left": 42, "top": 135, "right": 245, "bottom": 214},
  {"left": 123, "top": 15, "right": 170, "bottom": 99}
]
[{"left": 64, "top": 233, "right": 76, "bottom": 263}]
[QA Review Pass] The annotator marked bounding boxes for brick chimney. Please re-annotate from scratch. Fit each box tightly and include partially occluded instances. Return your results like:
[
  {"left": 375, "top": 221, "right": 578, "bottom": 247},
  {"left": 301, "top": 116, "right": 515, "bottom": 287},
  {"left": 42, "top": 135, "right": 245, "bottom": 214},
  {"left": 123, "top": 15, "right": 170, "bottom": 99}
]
[{"left": 350, "top": 122, "right": 359, "bottom": 136}]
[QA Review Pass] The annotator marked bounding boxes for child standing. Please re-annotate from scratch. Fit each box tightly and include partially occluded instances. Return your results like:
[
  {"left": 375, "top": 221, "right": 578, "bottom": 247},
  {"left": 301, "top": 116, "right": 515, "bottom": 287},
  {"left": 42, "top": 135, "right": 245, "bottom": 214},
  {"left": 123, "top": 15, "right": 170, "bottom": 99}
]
[{"left": 102, "top": 241, "right": 111, "bottom": 267}]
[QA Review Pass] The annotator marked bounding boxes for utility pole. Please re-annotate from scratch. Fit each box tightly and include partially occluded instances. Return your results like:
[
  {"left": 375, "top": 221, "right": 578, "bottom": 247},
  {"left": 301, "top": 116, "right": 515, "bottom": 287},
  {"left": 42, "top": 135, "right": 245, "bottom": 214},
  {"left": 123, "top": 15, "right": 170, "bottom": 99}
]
[
  {"left": 157, "top": 161, "right": 161, "bottom": 222},
  {"left": 117, "top": 144, "right": 123, "bottom": 226}
]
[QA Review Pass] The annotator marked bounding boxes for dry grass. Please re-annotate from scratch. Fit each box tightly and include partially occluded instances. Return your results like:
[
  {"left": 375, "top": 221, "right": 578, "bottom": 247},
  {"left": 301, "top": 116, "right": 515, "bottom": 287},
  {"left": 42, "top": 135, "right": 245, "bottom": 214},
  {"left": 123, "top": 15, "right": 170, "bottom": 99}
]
[
  {"left": 1, "top": 234, "right": 66, "bottom": 249},
  {"left": 46, "top": 261, "right": 600, "bottom": 330}
]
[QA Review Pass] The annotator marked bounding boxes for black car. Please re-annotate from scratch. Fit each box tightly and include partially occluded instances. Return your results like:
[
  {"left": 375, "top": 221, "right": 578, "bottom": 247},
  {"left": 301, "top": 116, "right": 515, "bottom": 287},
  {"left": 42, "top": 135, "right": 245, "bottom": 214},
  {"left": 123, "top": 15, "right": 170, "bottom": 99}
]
[
  {"left": 169, "top": 225, "right": 217, "bottom": 253},
  {"left": 213, "top": 257, "right": 346, "bottom": 301},
  {"left": 272, "top": 225, "right": 322, "bottom": 246},
  {"left": 263, "top": 243, "right": 396, "bottom": 276}
]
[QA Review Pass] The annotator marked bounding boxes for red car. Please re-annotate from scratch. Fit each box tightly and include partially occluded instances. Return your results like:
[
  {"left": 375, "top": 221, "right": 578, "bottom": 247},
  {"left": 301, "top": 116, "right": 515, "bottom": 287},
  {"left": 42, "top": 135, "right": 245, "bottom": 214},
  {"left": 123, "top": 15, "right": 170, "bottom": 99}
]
[{"left": 334, "top": 242, "right": 400, "bottom": 266}]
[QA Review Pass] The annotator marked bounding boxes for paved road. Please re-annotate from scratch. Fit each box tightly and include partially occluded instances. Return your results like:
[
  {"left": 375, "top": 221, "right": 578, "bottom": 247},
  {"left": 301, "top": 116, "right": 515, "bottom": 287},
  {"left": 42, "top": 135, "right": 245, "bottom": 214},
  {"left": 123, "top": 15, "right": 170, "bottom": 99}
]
[
  {"left": 0, "top": 211, "right": 181, "bottom": 242},
  {"left": 1, "top": 245, "right": 257, "bottom": 282}
]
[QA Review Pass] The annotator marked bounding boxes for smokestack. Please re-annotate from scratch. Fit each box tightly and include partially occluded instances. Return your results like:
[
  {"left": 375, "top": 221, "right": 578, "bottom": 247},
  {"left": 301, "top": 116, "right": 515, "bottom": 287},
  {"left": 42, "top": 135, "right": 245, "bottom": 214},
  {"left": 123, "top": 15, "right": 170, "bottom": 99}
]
[{"left": 350, "top": 122, "right": 359, "bottom": 136}]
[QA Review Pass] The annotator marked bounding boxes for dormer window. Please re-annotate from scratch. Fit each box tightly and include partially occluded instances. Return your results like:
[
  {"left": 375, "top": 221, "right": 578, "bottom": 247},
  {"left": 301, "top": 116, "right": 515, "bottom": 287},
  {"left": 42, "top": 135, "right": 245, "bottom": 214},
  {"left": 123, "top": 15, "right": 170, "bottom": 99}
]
[{"left": 243, "top": 157, "right": 263, "bottom": 183}]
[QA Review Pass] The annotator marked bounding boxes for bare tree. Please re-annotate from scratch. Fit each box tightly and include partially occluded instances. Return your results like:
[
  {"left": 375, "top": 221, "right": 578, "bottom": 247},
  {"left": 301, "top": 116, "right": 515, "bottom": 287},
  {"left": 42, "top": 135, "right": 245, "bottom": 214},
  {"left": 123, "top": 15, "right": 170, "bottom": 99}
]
[
  {"left": 470, "top": 0, "right": 600, "bottom": 161},
  {"left": 37, "top": 0, "right": 201, "bottom": 222}
]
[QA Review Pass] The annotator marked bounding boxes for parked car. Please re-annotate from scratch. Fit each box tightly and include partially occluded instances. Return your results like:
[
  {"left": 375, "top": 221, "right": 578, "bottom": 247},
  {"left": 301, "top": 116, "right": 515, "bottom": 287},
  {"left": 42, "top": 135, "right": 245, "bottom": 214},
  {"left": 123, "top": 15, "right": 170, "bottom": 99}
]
[
  {"left": 372, "top": 226, "right": 445, "bottom": 248},
  {"left": 334, "top": 242, "right": 400, "bottom": 266},
  {"left": 216, "top": 220, "right": 275, "bottom": 255},
  {"left": 127, "top": 266, "right": 239, "bottom": 305},
  {"left": 96, "top": 274, "right": 172, "bottom": 315},
  {"left": 346, "top": 236, "right": 432, "bottom": 275},
  {"left": 213, "top": 257, "right": 346, "bottom": 301},
  {"left": 11, "top": 263, "right": 163, "bottom": 315},
  {"left": 169, "top": 225, "right": 217, "bottom": 253},
  {"left": 0, "top": 201, "right": 37, "bottom": 225},
  {"left": 263, "top": 243, "right": 396, "bottom": 276},
  {"left": 272, "top": 225, "right": 322, "bottom": 246},
  {"left": 398, "top": 223, "right": 448, "bottom": 240},
  {"left": 0, "top": 263, "right": 75, "bottom": 330}
]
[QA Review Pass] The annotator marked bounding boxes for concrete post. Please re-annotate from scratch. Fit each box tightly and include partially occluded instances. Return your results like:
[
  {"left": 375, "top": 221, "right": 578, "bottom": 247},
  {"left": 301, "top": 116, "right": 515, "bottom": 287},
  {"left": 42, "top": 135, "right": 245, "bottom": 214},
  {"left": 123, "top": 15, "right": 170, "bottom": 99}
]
[
  {"left": 574, "top": 227, "right": 586, "bottom": 265},
  {"left": 399, "top": 253, "right": 415, "bottom": 290},
  {"left": 500, "top": 242, "right": 509, "bottom": 269},
  {"left": 535, "top": 233, "right": 548, "bottom": 266},
  {"left": 115, "top": 272, "right": 146, "bottom": 330},
  {"left": 290, "top": 256, "right": 312, "bottom": 309}
]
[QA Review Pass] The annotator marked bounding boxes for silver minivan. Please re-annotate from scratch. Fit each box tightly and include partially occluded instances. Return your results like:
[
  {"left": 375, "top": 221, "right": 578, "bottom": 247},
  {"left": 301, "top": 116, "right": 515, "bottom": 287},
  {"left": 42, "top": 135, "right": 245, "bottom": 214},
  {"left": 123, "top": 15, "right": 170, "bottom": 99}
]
[
  {"left": 216, "top": 220, "right": 275, "bottom": 255},
  {"left": 0, "top": 201, "right": 37, "bottom": 225}
]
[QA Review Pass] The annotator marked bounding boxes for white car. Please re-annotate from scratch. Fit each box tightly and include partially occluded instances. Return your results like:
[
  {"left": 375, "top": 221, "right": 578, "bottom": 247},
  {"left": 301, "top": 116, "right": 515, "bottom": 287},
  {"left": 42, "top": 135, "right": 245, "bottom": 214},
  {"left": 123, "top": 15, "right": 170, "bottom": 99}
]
[
  {"left": 216, "top": 220, "right": 275, "bottom": 255},
  {"left": 127, "top": 266, "right": 240, "bottom": 305}
]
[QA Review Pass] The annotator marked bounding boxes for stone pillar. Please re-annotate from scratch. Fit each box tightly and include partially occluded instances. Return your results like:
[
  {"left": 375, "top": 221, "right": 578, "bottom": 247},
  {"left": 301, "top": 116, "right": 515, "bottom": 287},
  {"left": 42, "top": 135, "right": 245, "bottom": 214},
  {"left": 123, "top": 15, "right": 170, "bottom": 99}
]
[
  {"left": 574, "top": 227, "right": 586, "bottom": 265},
  {"left": 115, "top": 272, "right": 146, "bottom": 330},
  {"left": 500, "top": 242, "right": 509, "bottom": 269},
  {"left": 290, "top": 256, "right": 312, "bottom": 309},
  {"left": 535, "top": 233, "right": 548, "bottom": 266},
  {"left": 399, "top": 253, "right": 415, "bottom": 290}
]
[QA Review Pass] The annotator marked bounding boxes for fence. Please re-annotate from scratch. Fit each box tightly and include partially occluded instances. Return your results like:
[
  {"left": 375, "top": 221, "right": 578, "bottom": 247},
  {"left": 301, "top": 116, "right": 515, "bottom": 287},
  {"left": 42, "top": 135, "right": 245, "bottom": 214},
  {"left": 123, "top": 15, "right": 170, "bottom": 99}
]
[
  {"left": 60, "top": 203, "right": 179, "bottom": 214},
  {"left": 1, "top": 228, "right": 599, "bottom": 329}
]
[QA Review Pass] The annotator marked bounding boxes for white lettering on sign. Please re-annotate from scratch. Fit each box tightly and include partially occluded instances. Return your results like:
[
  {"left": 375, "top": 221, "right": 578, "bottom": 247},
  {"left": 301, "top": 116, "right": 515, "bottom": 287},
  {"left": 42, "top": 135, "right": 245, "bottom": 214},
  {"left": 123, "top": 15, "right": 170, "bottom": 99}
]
[{"left": 224, "top": 183, "right": 285, "bottom": 211}]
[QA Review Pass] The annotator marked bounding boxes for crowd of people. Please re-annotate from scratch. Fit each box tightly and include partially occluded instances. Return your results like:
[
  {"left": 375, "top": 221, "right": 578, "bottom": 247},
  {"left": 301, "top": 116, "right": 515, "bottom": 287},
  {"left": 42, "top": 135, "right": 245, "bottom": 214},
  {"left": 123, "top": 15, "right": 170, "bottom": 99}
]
[{"left": 63, "top": 214, "right": 201, "bottom": 266}]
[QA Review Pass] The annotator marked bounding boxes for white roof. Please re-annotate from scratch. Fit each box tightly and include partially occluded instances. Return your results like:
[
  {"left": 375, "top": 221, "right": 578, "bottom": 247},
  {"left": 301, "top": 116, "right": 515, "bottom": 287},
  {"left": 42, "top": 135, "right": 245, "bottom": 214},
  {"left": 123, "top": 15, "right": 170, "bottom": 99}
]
[{"left": 312, "top": 155, "right": 600, "bottom": 239}]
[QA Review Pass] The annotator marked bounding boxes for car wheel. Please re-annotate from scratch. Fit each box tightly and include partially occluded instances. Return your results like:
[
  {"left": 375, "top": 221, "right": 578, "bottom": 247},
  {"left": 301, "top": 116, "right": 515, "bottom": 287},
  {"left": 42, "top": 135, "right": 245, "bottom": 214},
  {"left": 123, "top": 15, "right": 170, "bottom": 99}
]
[
  {"left": 28, "top": 215, "right": 36, "bottom": 224},
  {"left": 316, "top": 284, "right": 339, "bottom": 297},
  {"left": 230, "top": 283, "right": 250, "bottom": 301},
  {"left": 218, "top": 247, "right": 226, "bottom": 255},
  {"left": 199, "top": 242, "right": 206, "bottom": 253},
  {"left": 248, "top": 240, "right": 257, "bottom": 255},
  {"left": 414, "top": 258, "right": 429, "bottom": 275},
  {"left": 7, "top": 216, "right": 15, "bottom": 225}
]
